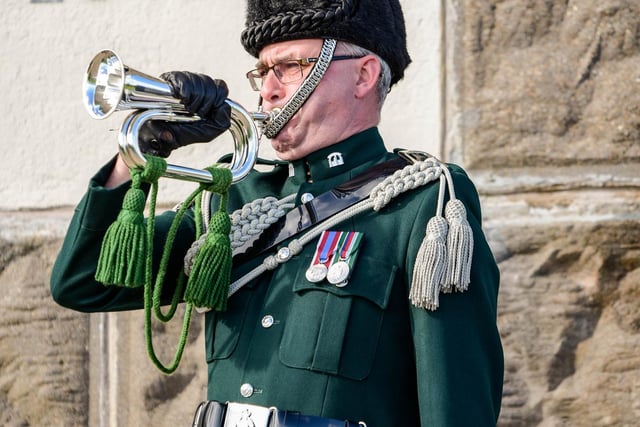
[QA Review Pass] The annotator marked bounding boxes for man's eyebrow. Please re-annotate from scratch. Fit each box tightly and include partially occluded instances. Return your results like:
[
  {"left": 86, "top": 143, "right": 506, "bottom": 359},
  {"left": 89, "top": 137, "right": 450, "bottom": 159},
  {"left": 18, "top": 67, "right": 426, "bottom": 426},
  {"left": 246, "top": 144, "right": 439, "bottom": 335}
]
[{"left": 255, "top": 53, "right": 299, "bottom": 68}]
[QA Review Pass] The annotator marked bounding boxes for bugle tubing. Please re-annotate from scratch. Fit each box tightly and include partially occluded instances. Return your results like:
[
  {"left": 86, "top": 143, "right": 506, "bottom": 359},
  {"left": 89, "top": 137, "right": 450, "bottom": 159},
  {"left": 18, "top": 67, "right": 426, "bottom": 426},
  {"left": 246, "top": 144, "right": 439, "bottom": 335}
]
[{"left": 83, "top": 49, "right": 274, "bottom": 183}]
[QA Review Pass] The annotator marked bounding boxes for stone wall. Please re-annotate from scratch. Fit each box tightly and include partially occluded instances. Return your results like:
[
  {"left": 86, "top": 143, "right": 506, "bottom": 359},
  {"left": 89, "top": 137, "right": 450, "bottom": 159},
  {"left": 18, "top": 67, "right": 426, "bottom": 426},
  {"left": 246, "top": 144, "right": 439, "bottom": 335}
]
[
  {"left": 1, "top": 0, "right": 640, "bottom": 426},
  {"left": 447, "top": 0, "right": 640, "bottom": 425}
]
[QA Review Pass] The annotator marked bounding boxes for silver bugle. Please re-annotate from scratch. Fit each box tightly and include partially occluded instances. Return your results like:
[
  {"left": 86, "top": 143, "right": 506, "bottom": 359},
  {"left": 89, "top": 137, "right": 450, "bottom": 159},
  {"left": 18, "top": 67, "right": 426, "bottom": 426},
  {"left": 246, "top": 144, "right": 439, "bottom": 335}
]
[{"left": 83, "top": 49, "right": 276, "bottom": 183}]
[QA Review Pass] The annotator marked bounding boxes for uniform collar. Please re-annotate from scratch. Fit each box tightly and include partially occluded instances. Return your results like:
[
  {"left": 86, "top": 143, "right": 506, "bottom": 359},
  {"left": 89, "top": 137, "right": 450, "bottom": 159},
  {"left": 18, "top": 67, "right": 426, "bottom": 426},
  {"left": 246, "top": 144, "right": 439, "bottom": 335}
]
[{"left": 288, "top": 127, "right": 387, "bottom": 184}]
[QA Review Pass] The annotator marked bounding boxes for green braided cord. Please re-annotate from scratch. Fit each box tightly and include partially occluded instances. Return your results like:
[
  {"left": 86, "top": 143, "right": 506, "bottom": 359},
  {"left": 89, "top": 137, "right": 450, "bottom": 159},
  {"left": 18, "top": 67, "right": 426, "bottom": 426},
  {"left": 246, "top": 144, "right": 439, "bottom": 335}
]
[
  {"left": 143, "top": 184, "right": 203, "bottom": 373},
  {"left": 139, "top": 156, "right": 168, "bottom": 184},
  {"left": 184, "top": 167, "right": 233, "bottom": 311},
  {"left": 144, "top": 273, "right": 193, "bottom": 374},
  {"left": 142, "top": 163, "right": 231, "bottom": 373},
  {"left": 141, "top": 162, "right": 191, "bottom": 373},
  {"left": 194, "top": 191, "right": 204, "bottom": 237},
  {"left": 151, "top": 185, "right": 203, "bottom": 322},
  {"left": 95, "top": 156, "right": 167, "bottom": 287},
  {"left": 201, "top": 166, "right": 233, "bottom": 196}
]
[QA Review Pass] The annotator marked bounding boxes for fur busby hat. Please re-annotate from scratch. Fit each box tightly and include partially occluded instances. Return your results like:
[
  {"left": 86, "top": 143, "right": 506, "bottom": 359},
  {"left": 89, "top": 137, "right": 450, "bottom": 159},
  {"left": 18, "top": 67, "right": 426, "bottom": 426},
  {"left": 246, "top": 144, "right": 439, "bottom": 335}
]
[{"left": 241, "top": 0, "right": 412, "bottom": 86}]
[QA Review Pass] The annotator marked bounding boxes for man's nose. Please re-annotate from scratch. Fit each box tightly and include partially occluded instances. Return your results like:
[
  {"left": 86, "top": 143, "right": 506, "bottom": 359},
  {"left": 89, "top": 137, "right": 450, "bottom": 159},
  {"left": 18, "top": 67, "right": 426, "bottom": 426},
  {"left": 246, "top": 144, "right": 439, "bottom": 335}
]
[{"left": 260, "top": 70, "right": 285, "bottom": 104}]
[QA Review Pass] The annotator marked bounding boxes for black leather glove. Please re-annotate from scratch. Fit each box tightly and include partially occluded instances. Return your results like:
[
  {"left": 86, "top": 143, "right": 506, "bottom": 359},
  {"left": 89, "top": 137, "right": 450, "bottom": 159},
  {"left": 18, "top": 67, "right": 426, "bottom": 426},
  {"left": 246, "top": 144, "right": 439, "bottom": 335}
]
[{"left": 138, "top": 72, "right": 231, "bottom": 158}]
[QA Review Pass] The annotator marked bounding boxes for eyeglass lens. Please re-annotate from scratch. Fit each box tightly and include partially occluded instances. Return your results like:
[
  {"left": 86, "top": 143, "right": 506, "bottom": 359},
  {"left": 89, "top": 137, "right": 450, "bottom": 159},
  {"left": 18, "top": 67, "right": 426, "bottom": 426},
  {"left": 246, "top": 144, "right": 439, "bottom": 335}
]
[
  {"left": 247, "top": 60, "right": 309, "bottom": 91},
  {"left": 246, "top": 55, "right": 363, "bottom": 91}
]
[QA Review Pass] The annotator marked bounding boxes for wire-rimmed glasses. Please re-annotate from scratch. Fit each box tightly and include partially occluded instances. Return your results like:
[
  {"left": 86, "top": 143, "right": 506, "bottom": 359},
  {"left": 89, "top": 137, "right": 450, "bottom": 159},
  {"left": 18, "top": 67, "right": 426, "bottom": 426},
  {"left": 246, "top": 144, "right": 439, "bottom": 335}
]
[{"left": 246, "top": 55, "right": 364, "bottom": 91}]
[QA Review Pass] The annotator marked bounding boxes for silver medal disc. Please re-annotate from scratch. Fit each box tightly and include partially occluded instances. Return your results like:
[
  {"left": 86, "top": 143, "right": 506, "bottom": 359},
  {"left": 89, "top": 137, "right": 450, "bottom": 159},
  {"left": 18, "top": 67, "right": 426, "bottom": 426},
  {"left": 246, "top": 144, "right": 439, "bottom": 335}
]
[
  {"left": 305, "top": 264, "right": 328, "bottom": 283},
  {"left": 327, "top": 261, "right": 350, "bottom": 285},
  {"left": 334, "top": 280, "right": 348, "bottom": 288}
]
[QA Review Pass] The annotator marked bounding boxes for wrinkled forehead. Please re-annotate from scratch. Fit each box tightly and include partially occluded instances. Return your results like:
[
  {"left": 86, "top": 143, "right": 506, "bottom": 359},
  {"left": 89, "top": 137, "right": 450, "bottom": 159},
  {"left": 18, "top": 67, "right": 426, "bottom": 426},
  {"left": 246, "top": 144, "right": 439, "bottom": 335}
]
[{"left": 256, "top": 39, "right": 325, "bottom": 66}]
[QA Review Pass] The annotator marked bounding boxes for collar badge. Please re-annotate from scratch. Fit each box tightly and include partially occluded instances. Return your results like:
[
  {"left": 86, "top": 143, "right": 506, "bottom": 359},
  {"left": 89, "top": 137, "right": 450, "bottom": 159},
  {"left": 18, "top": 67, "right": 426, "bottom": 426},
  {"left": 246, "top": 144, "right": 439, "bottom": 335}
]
[{"left": 327, "top": 152, "right": 345, "bottom": 168}]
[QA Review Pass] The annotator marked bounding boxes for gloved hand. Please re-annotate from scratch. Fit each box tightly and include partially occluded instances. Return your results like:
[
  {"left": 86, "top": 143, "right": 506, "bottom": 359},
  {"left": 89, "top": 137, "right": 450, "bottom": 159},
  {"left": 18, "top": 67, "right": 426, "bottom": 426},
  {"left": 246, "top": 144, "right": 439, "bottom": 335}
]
[{"left": 138, "top": 72, "right": 231, "bottom": 158}]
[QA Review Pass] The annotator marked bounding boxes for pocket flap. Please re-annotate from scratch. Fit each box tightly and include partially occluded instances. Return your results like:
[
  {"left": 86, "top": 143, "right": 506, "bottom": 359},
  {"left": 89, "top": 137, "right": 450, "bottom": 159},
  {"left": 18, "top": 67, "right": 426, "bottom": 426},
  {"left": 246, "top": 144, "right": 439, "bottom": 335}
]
[{"left": 293, "top": 255, "right": 397, "bottom": 309}]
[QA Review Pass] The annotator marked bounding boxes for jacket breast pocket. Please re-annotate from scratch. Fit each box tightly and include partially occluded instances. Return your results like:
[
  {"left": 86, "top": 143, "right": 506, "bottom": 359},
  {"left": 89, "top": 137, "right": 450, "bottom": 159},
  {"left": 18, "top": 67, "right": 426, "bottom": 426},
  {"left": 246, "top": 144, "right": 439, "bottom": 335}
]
[
  {"left": 206, "top": 288, "right": 253, "bottom": 362},
  {"left": 278, "top": 255, "right": 398, "bottom": 380}
]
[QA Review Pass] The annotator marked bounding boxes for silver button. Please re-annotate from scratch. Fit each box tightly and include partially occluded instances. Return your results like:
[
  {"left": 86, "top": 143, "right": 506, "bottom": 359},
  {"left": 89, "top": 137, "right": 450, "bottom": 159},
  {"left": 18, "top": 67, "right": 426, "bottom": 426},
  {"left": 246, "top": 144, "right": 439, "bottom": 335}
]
[
  {"left": 301, "top": 193, "right": 314, "bottom": 203},
  {"left": 261, "top": 315, "right": 275, "bottom": 328},
  {"left": 277, "top": 247, "right": 291, "bottom": 261},
  {"left": 240, "top": 383, "right": 254, "bottom": 398}
]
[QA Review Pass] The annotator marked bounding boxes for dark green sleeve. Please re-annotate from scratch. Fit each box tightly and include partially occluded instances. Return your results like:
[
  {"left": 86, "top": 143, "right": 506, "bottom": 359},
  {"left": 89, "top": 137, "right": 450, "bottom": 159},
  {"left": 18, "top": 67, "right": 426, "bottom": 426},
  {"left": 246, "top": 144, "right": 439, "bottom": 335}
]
[
  {"left": 408, "top": 166, "right": 504, "bottom": 426},
  {"left": 50, "top": 159, "right": 197, "bottom": 313}
]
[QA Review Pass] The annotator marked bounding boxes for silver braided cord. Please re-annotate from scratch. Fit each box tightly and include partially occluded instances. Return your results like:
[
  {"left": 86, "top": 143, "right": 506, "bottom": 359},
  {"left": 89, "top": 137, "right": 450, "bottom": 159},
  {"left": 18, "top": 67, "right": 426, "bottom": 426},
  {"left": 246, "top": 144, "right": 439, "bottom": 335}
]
[
  {"left": 370, "top": 158, "right": 443, "bottom": 211},
  {"left": 184, "top": 193, "right": 296, "bottom": 276},
  {"left": 229, "top": 199, "right": 375, "bottom": 296},
  {"left": 227, "top": 158, "right": 444, "bottom": 297},
  {"left": 262, "top": 39, "right": 337, "bottom": 138},
  {"left": 230, "top": 194, "right": 296, "bottom": 248}
]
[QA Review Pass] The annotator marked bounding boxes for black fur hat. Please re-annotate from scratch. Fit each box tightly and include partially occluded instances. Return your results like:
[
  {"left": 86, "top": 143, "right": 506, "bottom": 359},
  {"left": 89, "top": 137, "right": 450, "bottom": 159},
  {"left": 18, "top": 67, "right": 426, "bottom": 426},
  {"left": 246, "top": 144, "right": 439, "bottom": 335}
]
[{"left": 241, "top": 0, "right": 411, "bottom": 86}]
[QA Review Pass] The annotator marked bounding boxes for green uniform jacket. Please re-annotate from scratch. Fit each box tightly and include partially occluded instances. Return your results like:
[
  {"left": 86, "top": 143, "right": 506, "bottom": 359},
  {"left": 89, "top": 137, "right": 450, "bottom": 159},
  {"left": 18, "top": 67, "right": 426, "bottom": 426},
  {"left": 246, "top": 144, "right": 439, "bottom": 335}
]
[{"left": 51, "top": 128, "right": 503, "bottom": 426}]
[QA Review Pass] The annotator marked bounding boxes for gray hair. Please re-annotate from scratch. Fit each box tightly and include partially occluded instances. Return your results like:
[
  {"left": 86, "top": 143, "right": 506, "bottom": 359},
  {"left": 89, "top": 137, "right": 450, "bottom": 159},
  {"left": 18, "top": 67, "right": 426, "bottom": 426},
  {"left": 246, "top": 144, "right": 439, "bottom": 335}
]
[{"left": 336, "top": 41, "right": 392, "bottom": 109}]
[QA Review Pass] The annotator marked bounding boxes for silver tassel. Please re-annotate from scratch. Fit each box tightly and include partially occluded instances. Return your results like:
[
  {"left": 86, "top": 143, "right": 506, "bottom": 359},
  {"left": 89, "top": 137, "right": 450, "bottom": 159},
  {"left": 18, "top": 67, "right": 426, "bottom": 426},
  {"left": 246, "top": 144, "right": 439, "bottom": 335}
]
[
  {"left": 443, "top": 199, "right": 474, "bottom": 292},
  {"left": 410, "top": 175, "right": 449, "bottom": 313},
  {"left": 410, "top": 215, "right": 448, "bottom": 310}
]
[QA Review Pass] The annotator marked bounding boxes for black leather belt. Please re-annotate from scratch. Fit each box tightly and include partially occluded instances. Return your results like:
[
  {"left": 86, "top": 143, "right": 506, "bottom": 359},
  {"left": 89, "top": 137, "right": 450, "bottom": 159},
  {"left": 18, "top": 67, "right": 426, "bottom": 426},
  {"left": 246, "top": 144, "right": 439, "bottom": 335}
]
[{"left": 192, "top": 401, "right": 367, "bottom": 427}]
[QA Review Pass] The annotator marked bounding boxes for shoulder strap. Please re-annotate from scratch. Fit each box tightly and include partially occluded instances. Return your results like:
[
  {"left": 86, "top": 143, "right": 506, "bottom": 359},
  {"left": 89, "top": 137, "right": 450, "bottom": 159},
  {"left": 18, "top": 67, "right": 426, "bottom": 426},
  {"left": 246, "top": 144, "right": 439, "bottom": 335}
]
[
  {"left": 395, "top": 148, "right": 435, "bottom": 164},
  {"left": 197, "top": 149, "right": 443, "bottom": 264},
  {"left": 231, "top": 155, "right": 410, "bottom": 262}
]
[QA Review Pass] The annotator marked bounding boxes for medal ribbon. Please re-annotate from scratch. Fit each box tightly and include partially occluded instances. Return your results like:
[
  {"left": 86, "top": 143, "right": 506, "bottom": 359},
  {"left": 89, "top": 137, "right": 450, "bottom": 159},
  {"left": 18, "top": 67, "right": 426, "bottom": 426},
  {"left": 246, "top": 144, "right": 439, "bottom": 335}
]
[
  {"left": 346, "top": 232, "right": 363, "bottom": 268},
  {"left": 333, "top": 231, "right": 363, "bottom": 269},
  {"left": 317, "top": 231, "right": 340, "bottom": 265},
  {"left": 338, "top": 231, "right": 356, "bottom": 260},
  {"left": 326, "top": 231, "right": 363, "bottom": 286},
  {"left": 311, "top": 231, "right": 331, "bottom": 265}
]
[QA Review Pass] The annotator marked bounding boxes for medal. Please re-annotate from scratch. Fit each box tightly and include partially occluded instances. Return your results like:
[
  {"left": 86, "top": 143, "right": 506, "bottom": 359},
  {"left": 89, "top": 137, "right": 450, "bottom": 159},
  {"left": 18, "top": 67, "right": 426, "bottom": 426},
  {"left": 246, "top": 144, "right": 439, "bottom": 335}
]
[
  {"left": 305, "top": 264, "right": 328, "bottom": 283},
  {"left": 305, "top": 231, "right": 340, "bottom": 283},
  {"left": 327, "top": 261, "right": 350, "bottom": 285},
  {"left": 327, "top": 231, "right": 363, "bottom": 286}
]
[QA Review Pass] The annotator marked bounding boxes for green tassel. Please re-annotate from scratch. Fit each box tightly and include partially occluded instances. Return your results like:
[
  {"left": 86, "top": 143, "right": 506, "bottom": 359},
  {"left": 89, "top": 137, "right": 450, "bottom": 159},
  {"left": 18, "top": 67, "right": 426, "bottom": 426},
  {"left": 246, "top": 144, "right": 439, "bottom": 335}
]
[
  {"left": 184, "top": 167, "right": 233, "bottom": 311},
  {"left": 95, "top": 174, "right": 147, "bottom": 287},
  {"left": 184, "top": 211, "right": 232, "bottom": 311},
  {"left": 95, "top": 156, "right": 167, "bottom": 288}
]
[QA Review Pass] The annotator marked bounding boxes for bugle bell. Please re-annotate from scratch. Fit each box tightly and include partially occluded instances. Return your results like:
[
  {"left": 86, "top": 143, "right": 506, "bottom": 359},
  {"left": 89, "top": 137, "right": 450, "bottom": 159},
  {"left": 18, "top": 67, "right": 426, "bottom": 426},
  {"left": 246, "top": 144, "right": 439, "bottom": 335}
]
[{"left": 83, "top": 49, "right": 275, "bottom": 183}]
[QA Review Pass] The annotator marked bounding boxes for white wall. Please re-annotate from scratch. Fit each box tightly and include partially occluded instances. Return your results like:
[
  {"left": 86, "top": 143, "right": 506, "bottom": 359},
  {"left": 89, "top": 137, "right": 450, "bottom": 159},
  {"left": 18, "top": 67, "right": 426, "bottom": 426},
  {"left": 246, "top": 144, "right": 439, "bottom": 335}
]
[{"left": 0, "top": 0, "right": 442, "bottom": 209}]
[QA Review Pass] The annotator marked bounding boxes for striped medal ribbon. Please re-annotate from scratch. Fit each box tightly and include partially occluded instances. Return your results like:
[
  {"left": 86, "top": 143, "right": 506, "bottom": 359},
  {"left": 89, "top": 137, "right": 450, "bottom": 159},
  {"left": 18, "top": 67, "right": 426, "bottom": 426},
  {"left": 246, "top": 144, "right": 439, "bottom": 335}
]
[
  {"left": 305, "top": 230, "right": 341, "bottom": 283},
  {"left": 327, "top": 231, "right": 363, "bottom": 287}
]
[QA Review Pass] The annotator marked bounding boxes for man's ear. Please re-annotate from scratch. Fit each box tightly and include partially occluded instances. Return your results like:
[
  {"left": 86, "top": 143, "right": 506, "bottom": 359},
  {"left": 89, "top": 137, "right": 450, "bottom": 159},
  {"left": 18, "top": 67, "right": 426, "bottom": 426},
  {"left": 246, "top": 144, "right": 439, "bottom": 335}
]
[{"left": 354, "top": 55, "right": 382, "bottom": 99}]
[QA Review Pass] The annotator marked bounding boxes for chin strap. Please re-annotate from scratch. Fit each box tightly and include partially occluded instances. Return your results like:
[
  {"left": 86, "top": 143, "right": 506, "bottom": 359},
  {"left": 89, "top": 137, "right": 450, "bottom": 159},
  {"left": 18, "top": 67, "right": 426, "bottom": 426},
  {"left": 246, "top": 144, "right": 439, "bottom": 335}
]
[{"left": 262, "top": 38, "right": 337, "bottom": 138}]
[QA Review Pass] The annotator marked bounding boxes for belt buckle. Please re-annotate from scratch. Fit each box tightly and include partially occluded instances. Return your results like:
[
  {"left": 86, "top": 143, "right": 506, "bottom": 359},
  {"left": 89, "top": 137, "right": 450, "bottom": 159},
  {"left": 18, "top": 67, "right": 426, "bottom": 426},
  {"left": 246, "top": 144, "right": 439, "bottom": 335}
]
[{"left": 223, "top": 402, "right": 275, "bottom": 427}]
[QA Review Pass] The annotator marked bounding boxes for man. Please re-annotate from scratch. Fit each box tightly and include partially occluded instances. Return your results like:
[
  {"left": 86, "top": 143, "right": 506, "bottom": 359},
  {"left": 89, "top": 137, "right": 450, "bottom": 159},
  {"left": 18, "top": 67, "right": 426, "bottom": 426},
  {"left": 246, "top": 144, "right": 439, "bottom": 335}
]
[{"left": 51, "top": 0, "right": 504, "bottom": 425}]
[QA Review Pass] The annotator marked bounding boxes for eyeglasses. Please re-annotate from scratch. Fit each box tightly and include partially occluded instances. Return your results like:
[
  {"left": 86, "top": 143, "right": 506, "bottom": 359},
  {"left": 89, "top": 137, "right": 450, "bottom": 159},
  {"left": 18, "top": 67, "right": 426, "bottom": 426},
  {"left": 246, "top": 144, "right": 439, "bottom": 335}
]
[{"left": 246, "top": 55, "right": 364, "bottom": 91}]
